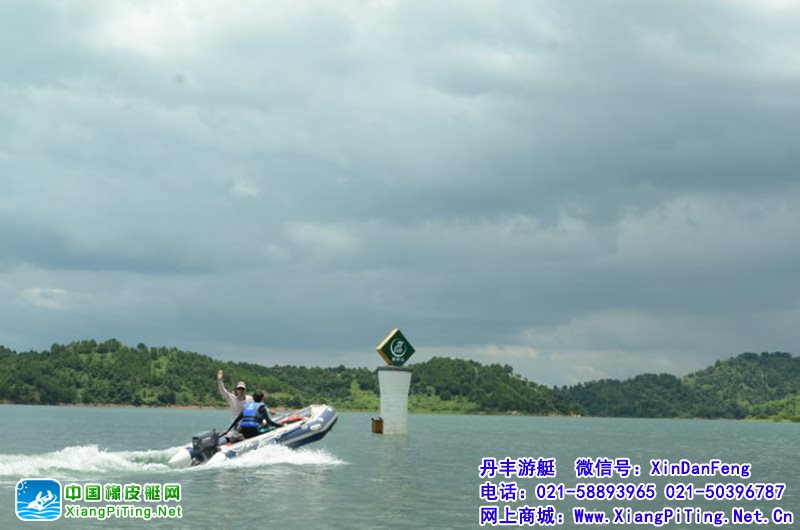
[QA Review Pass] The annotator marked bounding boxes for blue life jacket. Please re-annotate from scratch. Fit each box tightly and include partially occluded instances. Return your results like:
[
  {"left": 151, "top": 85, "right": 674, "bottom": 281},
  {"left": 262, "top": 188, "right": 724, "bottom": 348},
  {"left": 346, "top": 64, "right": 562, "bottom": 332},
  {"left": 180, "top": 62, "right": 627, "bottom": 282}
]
[{"left": 239, "top": 401, "right": 262, "bottom": 429}]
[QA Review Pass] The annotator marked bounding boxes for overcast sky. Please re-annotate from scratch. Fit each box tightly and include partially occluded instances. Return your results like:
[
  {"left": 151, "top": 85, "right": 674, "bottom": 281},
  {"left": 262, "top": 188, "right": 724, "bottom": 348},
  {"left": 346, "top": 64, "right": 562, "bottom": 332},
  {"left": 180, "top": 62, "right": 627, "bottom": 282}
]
[{"left": 2, "top": 1, "right": 799, "bottom": 386}]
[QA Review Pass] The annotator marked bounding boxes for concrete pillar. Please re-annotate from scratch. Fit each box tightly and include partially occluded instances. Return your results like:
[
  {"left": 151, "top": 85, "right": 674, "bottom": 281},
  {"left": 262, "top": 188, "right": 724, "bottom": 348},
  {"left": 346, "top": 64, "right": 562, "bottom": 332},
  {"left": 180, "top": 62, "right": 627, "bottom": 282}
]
[{"left": 377, "top": 366, "right": 412, "bottom": 434}]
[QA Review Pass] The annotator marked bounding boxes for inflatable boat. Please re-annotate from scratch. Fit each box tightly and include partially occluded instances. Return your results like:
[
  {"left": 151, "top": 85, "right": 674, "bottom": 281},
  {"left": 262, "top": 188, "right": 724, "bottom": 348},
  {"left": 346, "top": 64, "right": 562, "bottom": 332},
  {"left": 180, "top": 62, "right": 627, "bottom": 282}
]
[{"left": 167, "top": 404, "right": 338, "bottom": 468}]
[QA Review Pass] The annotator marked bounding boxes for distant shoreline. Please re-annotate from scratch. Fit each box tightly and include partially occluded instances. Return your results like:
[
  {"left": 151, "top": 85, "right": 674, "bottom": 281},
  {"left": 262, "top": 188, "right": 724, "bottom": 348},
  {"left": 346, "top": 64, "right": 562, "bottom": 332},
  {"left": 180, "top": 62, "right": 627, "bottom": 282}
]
[
  {"left": 0, "top": 401, "right": 293, "bottom": 412},
  {"left": 0, "top": 401, "right": 224, "bottom": 410},
  {"left": 0, "top": 402, "right": 794, "bottom": 421}
]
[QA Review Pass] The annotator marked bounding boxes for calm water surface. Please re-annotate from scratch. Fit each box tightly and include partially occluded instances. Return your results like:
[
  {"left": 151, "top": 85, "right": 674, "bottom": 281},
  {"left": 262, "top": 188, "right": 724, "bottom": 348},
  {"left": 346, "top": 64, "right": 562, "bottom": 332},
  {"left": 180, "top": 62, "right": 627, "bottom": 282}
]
[{"left": 0, "top": 405, "right": 798, "bottom": 529}]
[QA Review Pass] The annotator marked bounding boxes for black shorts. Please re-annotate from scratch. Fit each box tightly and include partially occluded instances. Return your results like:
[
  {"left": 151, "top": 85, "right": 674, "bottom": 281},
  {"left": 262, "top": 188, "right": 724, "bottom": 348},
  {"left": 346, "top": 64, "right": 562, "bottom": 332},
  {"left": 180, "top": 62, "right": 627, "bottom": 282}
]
[{"left": 238, "top": 426, "right": 260, "bottom": 439}]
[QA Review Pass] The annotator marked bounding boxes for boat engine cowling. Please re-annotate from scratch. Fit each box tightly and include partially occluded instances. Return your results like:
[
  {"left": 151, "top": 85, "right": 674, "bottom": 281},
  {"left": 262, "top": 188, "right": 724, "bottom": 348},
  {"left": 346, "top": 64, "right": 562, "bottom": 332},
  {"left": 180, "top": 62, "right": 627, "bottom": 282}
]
[{"left": 190, "top": 430, "right": 220, "bottom": 465}]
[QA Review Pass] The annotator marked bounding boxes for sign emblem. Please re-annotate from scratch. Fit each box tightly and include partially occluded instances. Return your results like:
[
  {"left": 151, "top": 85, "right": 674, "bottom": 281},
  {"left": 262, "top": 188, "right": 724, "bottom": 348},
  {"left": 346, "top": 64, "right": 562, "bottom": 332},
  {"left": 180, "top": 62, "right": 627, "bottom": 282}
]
[
  {"left": 376, "top": 329, "right": 416, "bottom": 366},
  {"left": 390, "top": 339, "right": 407, "bottom": 358},
  {"left": 16, "top": 479, "right": 62, "bottom": 522}
]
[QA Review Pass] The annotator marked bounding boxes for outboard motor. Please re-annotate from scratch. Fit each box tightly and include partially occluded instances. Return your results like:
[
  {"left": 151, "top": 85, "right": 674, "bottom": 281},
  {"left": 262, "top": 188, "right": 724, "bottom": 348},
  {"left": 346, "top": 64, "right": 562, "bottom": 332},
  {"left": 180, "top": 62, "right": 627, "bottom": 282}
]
[{"left": 190, "top": 430, "right": 220, "bottom": 465}]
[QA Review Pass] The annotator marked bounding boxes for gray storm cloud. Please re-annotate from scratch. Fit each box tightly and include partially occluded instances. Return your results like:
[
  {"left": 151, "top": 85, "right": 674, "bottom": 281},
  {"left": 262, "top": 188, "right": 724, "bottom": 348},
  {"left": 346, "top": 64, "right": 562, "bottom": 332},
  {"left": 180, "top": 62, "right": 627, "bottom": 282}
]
[{"left": 1, "top": 0, "right": 799, "bottom": 385}]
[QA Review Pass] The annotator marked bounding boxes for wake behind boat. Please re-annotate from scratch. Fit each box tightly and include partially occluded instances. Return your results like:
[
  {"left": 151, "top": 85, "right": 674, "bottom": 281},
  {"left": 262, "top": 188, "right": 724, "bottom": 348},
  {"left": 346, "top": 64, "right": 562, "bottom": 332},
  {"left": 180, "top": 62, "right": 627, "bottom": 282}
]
[{"left": 168, "top": 404, "right": 338, "bottom": 468}]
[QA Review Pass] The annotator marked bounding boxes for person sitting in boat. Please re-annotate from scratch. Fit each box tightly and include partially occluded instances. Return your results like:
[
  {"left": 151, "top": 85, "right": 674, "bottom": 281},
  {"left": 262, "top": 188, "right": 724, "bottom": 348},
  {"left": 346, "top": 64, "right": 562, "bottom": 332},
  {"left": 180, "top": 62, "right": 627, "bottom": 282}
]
[
  {"left": 234, "top": 391, "right": 284, "bottom": 439},
  {"left": 217, "top": 369, "right": 252, "bottom": 418}
]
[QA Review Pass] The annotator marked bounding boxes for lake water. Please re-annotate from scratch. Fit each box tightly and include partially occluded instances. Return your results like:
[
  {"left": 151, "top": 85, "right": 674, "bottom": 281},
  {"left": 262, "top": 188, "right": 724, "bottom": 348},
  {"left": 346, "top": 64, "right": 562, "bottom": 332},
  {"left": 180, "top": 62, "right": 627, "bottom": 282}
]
[{"left": 0, "top": 405, "right": 798, "bottom": 529}]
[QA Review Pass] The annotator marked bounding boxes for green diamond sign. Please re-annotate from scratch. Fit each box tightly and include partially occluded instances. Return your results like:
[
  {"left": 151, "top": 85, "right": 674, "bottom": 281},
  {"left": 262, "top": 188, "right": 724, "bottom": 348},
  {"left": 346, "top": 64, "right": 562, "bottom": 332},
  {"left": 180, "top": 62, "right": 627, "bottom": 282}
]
[{"left": 376, "top": 328, "right": 415, "bottom": 366}]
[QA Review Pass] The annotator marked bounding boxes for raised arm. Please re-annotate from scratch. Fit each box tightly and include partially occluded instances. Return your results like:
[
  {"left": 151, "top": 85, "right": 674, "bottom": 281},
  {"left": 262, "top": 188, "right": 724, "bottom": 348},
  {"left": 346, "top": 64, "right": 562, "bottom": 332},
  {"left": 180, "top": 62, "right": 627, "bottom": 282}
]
[{"left": 217, "top": 370, "right": 238, "bottom": 411}]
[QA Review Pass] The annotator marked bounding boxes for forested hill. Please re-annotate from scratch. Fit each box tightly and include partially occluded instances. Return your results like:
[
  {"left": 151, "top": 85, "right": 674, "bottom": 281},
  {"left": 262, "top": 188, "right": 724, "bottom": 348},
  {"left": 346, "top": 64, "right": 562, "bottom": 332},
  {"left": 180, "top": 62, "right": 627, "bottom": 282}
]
[
  {"left": 556, "top": 352, "right": 800, "bottom": 421},
  {"left": 0, "top": 339, "right": 579, "bottom": 415},
  {"left": 2, "top": 341, "right": 797, "bottom": 420}
]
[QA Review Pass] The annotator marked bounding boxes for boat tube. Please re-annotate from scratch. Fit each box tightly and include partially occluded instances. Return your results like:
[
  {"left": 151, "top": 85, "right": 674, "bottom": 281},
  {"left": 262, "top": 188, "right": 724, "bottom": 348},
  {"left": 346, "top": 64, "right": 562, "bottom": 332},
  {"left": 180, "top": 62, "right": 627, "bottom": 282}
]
[{"left": 168, "top": 404, "right": 338, "bottom": 468}]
